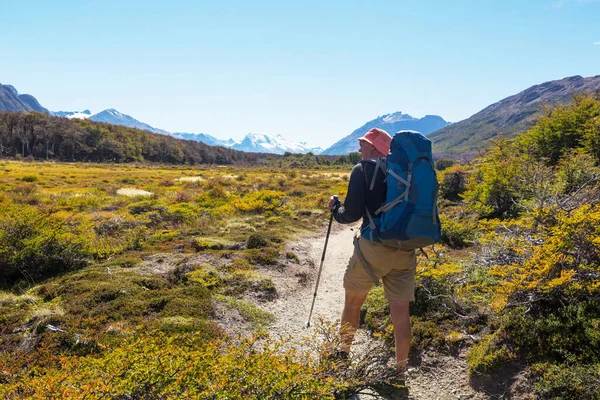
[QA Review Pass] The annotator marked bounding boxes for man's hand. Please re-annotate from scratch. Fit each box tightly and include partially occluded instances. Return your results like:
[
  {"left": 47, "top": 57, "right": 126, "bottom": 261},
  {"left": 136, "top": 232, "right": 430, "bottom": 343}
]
[{"left": 328, "top": 195, "right": 340, "bottom": 212}]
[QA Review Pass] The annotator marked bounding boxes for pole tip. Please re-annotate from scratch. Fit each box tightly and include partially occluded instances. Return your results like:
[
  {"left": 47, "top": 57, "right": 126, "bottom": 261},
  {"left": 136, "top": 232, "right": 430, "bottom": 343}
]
[{"left": 305, "top": 321, "right": 311, "bottom": 328}]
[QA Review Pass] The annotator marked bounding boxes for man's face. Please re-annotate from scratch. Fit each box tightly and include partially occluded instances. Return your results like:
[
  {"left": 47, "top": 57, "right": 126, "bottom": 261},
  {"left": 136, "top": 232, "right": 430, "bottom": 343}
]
[{"left": 358, "top": 140, "right": 376, "bottom": 160}]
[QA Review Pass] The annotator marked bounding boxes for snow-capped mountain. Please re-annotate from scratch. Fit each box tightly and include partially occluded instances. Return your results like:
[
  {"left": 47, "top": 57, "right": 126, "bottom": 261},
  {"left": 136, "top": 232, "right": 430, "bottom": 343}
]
[
  {"left": 173, "top": 132, "right": 323, "bottom": 155},
  {"left": 89, "top": 109, "right": 170, "bottom": 135},
  {"left": 52, "top": 110, "right": 92, "bottom": 119},
  {"left": 232, "top": 133, "right": 323, "bottom": 154},
  {"left": 171, "top": 132, "right": 225, "bottom": 147},
  {"left": 321, "top": 112, "right": 451, "bottom": 155},
  {"left": 51, "top": 108, "right": 170, "bottom": 135},
  {"left": 52, "top": 107, "right": 321, "bottom": 154}
]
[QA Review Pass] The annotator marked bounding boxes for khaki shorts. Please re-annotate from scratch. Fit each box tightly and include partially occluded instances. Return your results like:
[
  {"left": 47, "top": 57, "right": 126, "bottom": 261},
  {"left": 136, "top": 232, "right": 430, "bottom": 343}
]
[{"left": 344, "top": 236, "right": 417, "bottom": 301}]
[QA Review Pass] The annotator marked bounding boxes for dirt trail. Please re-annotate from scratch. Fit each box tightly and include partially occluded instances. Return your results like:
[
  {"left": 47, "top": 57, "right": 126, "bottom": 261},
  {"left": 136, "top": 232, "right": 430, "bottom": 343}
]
[{"left": 257, "top": 224, "right": 492, "bottom": 400}]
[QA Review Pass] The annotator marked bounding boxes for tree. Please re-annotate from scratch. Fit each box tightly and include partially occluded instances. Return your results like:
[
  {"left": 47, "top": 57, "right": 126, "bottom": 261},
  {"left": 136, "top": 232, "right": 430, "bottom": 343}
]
[{"left": 519, "top": 94, "right": 600, "bottom": 165}]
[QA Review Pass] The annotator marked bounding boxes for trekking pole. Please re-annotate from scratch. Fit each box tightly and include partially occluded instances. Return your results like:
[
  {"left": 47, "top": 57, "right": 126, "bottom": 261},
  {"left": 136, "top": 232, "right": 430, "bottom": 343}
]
[{"left": 305, "top": 195, "right": 338, "bottom": 328}]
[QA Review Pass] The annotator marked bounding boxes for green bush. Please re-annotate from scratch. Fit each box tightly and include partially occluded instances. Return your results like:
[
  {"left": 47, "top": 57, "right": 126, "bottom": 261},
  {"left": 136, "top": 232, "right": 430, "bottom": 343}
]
[
  {"left": 128, "top": 200, "right": 165, "bottom": 215},
  {"left": 244, "top": 248, "right": 279, "bottom": 265},
  {"left": 435, "top": 158, "right": 456, "bottom": 171},
  {"left": 530, "top": 362, "right": 600, "bottom": 399},
  {"left": 462, "top": 140, "right": 525, "bottom": 218},
  {"left": 439, "top": 214, "right": 477, "bottom": 249},
  {"left": 556, "top": 152, "right": 599, "bottom": 195},
  {"left": 467, "top": 330, "right": 515, "bottom": 374},
  {"left": 439, "top": 165, "right": 468, "bottom": 202},
  {"left": 518, "top": 94, "right": 600, "bottom": 165},
  {"left": 0, "top": 205, "right": 89, "bottom": 284},
  {"left": 21, "top": 174, "right": 40, "bottom": 182},
  {"left": 505, "top": 302, "right": 600, "bottom": 365},
  {"left": 191, "top": 237, "right": 234, "bottom": 251},
  {"left": 246, "top": 233, "right": 269, "bottom": 249},
  {"left": 164, "top": 203, "right": 199, "bottom": 224}
]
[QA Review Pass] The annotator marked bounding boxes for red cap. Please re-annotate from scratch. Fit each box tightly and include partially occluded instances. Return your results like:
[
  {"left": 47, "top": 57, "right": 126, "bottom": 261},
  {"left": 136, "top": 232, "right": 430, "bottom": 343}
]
[{"left": 358, "top": 128, "right": 392, "bottom": 155}]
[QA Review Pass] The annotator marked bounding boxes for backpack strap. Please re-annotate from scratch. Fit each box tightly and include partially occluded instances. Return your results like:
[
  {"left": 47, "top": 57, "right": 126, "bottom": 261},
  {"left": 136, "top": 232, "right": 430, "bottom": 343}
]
[
  {"left": 374, "top": 167, "right": 410, "bottom": 215},
  {"left": 365, "top": 208, "right": 377, "bottom": 233},
  {"left": 369, "top": 158, "right": 388, "bottom": 191}
]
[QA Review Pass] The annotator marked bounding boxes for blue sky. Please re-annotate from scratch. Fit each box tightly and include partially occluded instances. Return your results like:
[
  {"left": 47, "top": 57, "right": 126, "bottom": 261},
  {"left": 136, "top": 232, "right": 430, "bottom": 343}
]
[{"left": 1, "top": 0, "right": 599, "bottom": 148}]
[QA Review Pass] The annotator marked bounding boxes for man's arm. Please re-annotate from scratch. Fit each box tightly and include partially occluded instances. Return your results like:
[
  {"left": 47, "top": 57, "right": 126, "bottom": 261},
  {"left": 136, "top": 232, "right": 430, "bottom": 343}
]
[{"left": 331, "top": 163, "right": 366, "bottom": 224}]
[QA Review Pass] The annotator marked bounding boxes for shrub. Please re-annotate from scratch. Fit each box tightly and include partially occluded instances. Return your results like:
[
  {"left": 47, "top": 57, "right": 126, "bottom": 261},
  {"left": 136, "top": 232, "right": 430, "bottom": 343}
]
[
  {"left": 439, "top": 214, "right": 477, "bottom": 249},
  {"left": 0, "top": 333, "right": 341, "bottom": 399},
  {"left": 435, "top": 158, "right": 456, "bottom": 171},
  {"left": 12, "top": 182, "right": 38, "bottom": 196},
  {"left": 128, "top": 200, "right": 165, "bottom": 215},
  {"left": 246, "top": 233, "right": 269, "bottom": 249},
  {"left": 518, "top": 93, "right": 600, "bottom": 165},
  {"left": 191, "top": 237, "right": 234, "bottom": 251},
  {"left": 234, "top": 190, "right": 287, "bottom": 214},
  {"left": 467, "top": 330, "right": 515, "bottom": 374},
  {"left": 0, "top": 204, "right": 89, "bottom": 284},
  {"left": 21, "top": 174, "right": 39, "bottom": 182},
  {"left": 164, "top": 203, "right": 199, "bottom": 224},
  {"left": 462, "top": 140, "right": 526, "bottom": 218},
  {"left": 555, "top": 152, "right": 599, "bottom": 195},
  {"left": 530, "top": 362, "right": 600, "bottom": 399},
  {"left": 245, "top": 248, "right": 279, "bottom": 265},
  {"left": 438, "top": 165, "right": 469, "bottom": 202}
]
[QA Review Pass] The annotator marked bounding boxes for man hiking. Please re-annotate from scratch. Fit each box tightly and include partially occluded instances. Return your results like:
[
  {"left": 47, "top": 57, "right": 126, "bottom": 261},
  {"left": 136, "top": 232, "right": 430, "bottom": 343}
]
[{"left": 327, "top": 127, "right": 417, "bottom": 373}]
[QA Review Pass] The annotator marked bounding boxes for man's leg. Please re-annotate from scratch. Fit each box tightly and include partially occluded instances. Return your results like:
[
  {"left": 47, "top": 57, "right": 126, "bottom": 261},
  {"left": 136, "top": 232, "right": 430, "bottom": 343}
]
[
  {"left": 340, "top": 290, "right": 369, "bottom": 354},
  {"left": 389, "top": 300, "right": 411, "bottom": 369}
]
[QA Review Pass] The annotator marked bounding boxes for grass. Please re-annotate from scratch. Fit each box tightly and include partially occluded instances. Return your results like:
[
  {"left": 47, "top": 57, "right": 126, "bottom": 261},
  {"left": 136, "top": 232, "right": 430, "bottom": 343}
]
[{"left": 2, "top": 154, "right": 596, "bottom": 398}]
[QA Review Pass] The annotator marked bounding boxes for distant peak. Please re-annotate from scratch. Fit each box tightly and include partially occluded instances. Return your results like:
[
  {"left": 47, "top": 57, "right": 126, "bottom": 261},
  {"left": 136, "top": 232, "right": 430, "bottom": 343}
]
[
  {"left": 382, "top": 112, "right": 415, "bottom": 123},
  {"left": 100, "top": 108, "right": 126, "bottom": 118},
  {"left": 3, "top": 84, "right": 19, "bottom": 97}
]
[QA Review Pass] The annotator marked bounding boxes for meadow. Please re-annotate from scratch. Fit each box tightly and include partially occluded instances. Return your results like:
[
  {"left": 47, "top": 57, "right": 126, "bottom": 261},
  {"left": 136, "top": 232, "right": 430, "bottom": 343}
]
[
  {"left": 1, "top": 95, "right": 600, "bottom": 399},
  {"left": 0, "top": 161, "right": 361, "bottom": 398}
]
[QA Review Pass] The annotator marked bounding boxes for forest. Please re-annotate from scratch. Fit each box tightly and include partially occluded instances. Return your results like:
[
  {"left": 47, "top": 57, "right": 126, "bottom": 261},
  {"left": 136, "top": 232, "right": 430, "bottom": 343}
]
[{"left": 0, "top": 112, "right": 349, "bottom": 167}]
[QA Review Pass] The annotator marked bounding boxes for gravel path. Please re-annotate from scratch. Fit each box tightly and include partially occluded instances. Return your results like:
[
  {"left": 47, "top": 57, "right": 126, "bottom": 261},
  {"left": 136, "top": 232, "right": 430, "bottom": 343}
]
[{"left": 257, "top": 223, "right": 493, "bottom": 400}]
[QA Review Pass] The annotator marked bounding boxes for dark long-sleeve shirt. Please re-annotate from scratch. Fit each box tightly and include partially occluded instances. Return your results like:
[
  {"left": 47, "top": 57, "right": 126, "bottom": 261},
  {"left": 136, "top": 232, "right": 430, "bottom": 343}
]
[{"left": 333, "top": 160, "right": 387, "bottom": 231}]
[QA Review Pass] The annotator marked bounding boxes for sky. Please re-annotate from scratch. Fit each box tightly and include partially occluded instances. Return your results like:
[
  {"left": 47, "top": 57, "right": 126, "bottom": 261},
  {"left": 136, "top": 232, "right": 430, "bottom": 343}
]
[{"left": 1, "top": 0, "right": 599, "bottom": 149}]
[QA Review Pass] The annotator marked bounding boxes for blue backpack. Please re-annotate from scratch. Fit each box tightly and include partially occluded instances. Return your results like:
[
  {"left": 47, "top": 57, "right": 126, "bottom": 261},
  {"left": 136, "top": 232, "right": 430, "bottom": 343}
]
[{"left": 361, "top": 130, "right": 441, "bottom": 250}]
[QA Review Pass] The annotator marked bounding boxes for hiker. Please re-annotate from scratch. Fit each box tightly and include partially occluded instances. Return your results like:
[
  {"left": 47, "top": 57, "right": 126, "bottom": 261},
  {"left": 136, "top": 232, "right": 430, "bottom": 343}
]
[{"left": 327, "top": 127, "right": 417, "bottom": 371}]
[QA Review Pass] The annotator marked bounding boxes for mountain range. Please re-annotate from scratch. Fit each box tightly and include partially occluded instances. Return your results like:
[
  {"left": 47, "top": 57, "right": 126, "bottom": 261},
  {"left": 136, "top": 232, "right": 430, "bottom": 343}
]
[
  {"left": 321, "top": 112, "right": 451, "bottom": 155},
  {"left": 50, "top": 108, "right": 171, "bottom": 135},
  {"left": 428, "top": 75, "right": 600, "bottom": 155},
  {"left": 171, "top": 132, "right": 323, "bottom": 155},
  {"left": 4, "top": 75, "right": 600, "bottom": 158},
  {"left": 50, "top": 108, "right": 323, "bottom": 154},
  {"left": 0, "top": 83, "right": 48, "bottom": 114}
]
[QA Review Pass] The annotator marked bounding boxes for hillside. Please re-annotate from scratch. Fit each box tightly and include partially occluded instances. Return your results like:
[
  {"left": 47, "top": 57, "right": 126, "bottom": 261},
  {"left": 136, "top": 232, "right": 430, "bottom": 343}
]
[
  {"left": 428, "top": 75, "right": 600, "bottom": 155},
  {"left": 321, "top": 112, "right": 450, "bottom": 155},
  {"left": 0, "top": 84, "right": 48, "bottom": 113}
]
